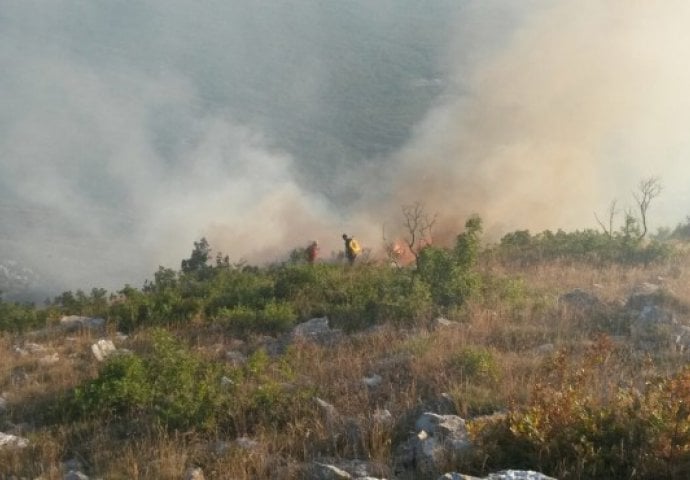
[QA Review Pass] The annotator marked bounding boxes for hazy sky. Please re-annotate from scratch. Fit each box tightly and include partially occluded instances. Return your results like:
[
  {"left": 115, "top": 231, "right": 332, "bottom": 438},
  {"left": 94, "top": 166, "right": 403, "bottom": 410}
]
[{"left": 1, "top": 1, "right": 689, "bottom": 298}]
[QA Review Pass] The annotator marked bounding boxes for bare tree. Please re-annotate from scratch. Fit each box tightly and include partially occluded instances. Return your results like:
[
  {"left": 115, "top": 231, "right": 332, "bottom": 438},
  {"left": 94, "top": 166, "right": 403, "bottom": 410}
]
[
  {"left": 594, "top": 199, "right": 618, "bottom": 239},
  {"left": 633, "top": 176, "right": 662, "bottom": 240},
  {"left": 401, "top": 201, "right": 436, "bottom": 266}
]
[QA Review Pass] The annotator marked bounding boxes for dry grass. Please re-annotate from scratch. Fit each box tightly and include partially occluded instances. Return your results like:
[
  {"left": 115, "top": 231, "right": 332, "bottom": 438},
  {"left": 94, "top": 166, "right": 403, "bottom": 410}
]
[{"left": 2, "top": 255, "right": 690, "bottom": 478}]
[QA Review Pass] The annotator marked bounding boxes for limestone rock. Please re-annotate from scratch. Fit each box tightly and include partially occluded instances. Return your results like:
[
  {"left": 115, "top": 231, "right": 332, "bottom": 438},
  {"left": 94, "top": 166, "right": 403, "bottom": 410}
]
[
  {"left": 25, "top": 342, "right": 47, "bottom": 354},
  {"left": 396, "top": 412, "right": 471, "bottom": 477},
  {"left": 433, "top": 317, "right": 457, "bottom": 329},
  {"left": 415, "top": 413, "right": 470, "bottom": 450},
  {"left": 315, "top": 397, "right": 338, "bottom": 421},
  {"left": 307, "top": 458, "right": 387, "bottom": 480},
  {"left": 292, "top": 317, "right": 343, "bottom": 345},
  {"left": 437, "top": 474, "right": 481, "bottom": 480},
  {"left": 0, "top": 432, "right": 29, "bottom": 449},
  {"left": 15, "top": 342, "right": 47, "bottom": 356},
  {"left": 362, "top": 374, "right": 382, "bottom": 388},
  {"left": 60, "top": 315, "right": 105, "bottom": 332},
  {"left": 64, "top": 471, "right": 89, "bottom": 480},
  {"left": 184, "top": 466, "right": 205, "bottom": 480},
  {"left": 236, "top": 436, "right": 259, "bottom": 450},
  {"left": 294, "top": 316, "right": 329, "bottom": 333},
  {"left": 91, "top": 339, "right": 117, "bottom": 362},
  {"left": 225, "top": 350, "right": 247, "bottom": 366},
  {"left": 486, "top": 471, "right": 556, "bottom": 480},
  {"left": 310, "top": 462, "right": 352, "bottom": 480},
  {"left": 438, "top": 472, "right": 555, "bottom": 480}
]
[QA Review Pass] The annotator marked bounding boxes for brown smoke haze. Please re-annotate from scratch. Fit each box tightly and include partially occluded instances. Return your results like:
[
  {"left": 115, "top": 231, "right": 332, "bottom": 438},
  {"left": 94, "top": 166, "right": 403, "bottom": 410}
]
[{"left": 370, "top": 0, "right": 690, "bottom": 244}]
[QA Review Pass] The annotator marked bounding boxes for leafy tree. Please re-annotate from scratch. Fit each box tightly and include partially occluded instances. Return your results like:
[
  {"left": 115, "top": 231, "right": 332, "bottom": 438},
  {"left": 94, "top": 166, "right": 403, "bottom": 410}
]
[
  {"left": 455, "top": 215, "right": 483, "bottom": 270},
  {"left": 181, "top": 237, "right": 212, "bottom": 276},
  {"left": 417, "top": 216, "right": 483, "bottom": 310}
]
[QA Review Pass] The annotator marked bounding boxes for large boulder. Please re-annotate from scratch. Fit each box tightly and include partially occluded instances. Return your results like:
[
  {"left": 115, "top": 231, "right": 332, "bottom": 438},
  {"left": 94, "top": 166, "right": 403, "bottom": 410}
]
[
  {"left": 308, "top": 460, "right": 388, "bottom": 480},
  {"left": 292, "top": 317, "right": 343, "bottom": 346},
  {"left": 625, "top": 284, "right": 689, "bottom": 349},
  {"left": 438, "top": 471, "right": 555, "bottom": 480},
  {"left": 484, "top": 471, "right": 556, "bottom": 480},
  {"left": 184, "top": 466, "right": 205, "bottom": 480},
  {"left": 60, "top": 315, "right": 106, "bottom": 332},
  {"left": 91, "top": 339, "right": 117, "bottom": 362},
  {"left": 0, "top": 432, "right": 29, "bottom": 449},
  {"left": 309, "top": 463, "right": 352, "bottom": 480},
  {"left": 64, "top": 471, "right": 89, "bottom": 480},
  {"left": 395, "top": 413, "right": 471, "bottom": 477}
]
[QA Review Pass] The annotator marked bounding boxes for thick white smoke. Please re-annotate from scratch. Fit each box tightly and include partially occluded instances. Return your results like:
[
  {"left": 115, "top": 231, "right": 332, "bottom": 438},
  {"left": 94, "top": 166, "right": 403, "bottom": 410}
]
[
  {"left": 385, "top": 0, "right": 690, "bottom": 239},
  {"left": 0, "top": 1, "right": 452, "bottom": 297},
  {"left": 2, "top": 1, "right": 690, "bottom": 299}
]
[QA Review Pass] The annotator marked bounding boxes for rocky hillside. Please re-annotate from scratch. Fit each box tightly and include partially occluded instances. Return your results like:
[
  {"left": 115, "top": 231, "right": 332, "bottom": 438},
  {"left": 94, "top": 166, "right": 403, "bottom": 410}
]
[{"left": 2, "top": 236, "right": 690, "bottom": 479}]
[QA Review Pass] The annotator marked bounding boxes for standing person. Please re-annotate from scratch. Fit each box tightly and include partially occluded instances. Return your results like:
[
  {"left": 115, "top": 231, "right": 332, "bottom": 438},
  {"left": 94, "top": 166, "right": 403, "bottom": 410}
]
[
  {"left": 342, "top": 233, "right": 361, "bottom": 265},
  {"left": 306, "top": 240, "right": 319, "bottom": 264}
]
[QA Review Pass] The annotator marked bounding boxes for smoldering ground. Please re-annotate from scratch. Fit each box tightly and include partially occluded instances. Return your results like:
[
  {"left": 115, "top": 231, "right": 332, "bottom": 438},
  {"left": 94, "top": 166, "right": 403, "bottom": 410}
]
[{"left": 1, "top": 1, "right": 690, "bottom": 299}]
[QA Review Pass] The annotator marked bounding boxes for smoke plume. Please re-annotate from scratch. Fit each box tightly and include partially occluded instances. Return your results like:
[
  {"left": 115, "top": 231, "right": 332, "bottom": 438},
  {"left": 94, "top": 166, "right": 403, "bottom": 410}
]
[
  {"left": 1, "top": 1, "right": 689, "bottom": 298},
  {"left": 382, "top": 0, "right": 690, "bottom": 240}
]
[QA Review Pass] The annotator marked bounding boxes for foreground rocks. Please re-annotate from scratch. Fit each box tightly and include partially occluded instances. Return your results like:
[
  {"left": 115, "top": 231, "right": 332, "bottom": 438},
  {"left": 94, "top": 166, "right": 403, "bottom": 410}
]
[
  {"left": 394, "top": 412, "right": 471, "bottom": 478},
  {"left": 292, "top": 317, "right": 344, "bottom": 346},
  {"left": 439, "top": 472, "right": 556, "bottom": 480},
  {"left": 625, "top": 283, "right": 690, "bottom": 351},
  {"left": 59, "top": 315, "right": 106, "bottom": 332},
  {"left": 91, "top": 339, "right": 117, "bottom": 362},
  {"left": 0, "top": 432, "right": 29, "bottom": 449}
]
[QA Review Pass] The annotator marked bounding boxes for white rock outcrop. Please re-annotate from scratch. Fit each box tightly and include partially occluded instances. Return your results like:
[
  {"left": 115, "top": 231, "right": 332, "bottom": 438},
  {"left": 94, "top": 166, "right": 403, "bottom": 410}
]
[
  {"left": 395, "top": 412, "right": 471, "bottom": 477},
  {"left": 91, "top": 339, "right": 117, "bottom": 362},
  {"left": 60, "top": 315, "right": 106, "bottom": 332},
  {"left": 292, "top": 317, "right": 343, "bottom": 345},
  {"left": 0, "top": 432, "right": 29, "bottom": 449}
]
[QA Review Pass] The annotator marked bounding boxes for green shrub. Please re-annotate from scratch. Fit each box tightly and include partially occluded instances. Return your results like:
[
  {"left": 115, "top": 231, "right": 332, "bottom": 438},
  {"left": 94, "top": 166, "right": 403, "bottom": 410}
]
[
  {"left": 0, "top": 300, "right": 46, "bottom": 333},
  {"left": 417, "top": 246, "right": 480, "bottom": 309},
  {"left": 328, "top": 266, "right": 431, "bottom": 331},
  {"left": 217, "top": 301, "right": 296, "bottom": 335},
  {"left": 72, "top": 352, "right": 153, "bottom": 417},
  {"left": 497, "top": 228, "right": 673, "bottom": 266},
  {"left": 217, "top": 305, "right": 257, "bottom": 333},
  {"left": 70, "top": 329, "right": 231, "bottom": 432},
  {"left": 448, "top": 346, "right": 499, "bottom": 384},
  {"left": 109, "top": 285, "right": 153, "bottom": 332},
  {"left": 256, "top": 301, "right": 298, "bottom": 333},
  {"left": 205, "top": 269, "right": 274, "bottom": 315}
]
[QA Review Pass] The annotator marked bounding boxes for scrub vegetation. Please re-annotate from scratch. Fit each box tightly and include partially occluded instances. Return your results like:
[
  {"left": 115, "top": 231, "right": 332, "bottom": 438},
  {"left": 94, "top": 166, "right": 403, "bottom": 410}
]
[{"left": 2, "top": 211, "right": 690, "bottom": 479}]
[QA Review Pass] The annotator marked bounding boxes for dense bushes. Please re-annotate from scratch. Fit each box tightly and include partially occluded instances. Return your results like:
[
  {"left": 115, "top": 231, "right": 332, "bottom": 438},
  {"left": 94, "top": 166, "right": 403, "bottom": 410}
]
[
  {"left": 469, "top": 337, "right": 690, "bottom": 479},
  {"left": 0, "top": 299, "right": 46, "bottom": 332},
  {"left": 497, "top": 228, "right": 672, "bottom": 265},
  {"left": 4, "top": 217, "right": 682, "bottom": 337}
]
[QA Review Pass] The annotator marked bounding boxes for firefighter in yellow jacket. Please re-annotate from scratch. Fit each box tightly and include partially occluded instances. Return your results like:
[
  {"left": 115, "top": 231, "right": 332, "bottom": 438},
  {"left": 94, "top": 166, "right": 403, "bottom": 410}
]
[{"left": 342, "top": 233, "right": 361, "bottom": 265}]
